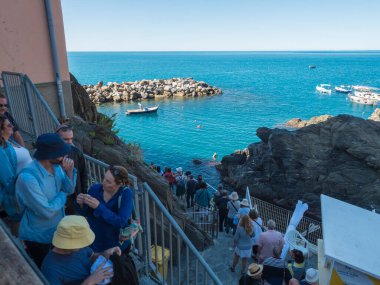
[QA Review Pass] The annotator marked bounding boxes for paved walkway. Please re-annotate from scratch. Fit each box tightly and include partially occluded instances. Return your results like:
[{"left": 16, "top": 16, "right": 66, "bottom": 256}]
[{"left": 199, "top": 230, "right": 318, "bottom": 285}]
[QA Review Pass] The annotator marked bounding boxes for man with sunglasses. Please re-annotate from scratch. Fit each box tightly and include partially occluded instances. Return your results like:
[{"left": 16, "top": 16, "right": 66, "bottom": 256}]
[
  {"left": 16, "top": 133, "right": 76, "bottom": 268},
  {"left": 55, "top": 124, "right": 88, "bottom": 215},
  {"left": 0, "top": 93, "right": 25, "bottom": 146}
]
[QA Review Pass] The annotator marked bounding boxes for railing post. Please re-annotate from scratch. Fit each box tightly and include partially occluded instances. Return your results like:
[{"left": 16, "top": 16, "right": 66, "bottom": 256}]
[{"left": 143, "top": 188, "right": 152, "bottom": 275}]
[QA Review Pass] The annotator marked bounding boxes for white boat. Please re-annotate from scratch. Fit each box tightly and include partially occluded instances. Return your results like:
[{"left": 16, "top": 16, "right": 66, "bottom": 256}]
[
  {"left": 348, "top": 94, "right": 377, "bottom": 106},
  {"left": 354, "top": 91, "right": 380, "bottom": 101},
  {"left": 316, "top": 84, "right": 332, "bottom": 94},
  {"left": 352, "top": 85, "right": 379, "bottom": 92},
  {"left": 334, "top": 85, "right": 351, "bottom": 94},
  {"left": 125, "top": 104, "right": 159, "bottom": 115}
]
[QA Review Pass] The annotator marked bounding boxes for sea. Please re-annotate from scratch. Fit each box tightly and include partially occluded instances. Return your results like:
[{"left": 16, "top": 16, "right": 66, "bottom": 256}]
[{"left": 67, "top": 51, "right": 380, "bottom": 187}]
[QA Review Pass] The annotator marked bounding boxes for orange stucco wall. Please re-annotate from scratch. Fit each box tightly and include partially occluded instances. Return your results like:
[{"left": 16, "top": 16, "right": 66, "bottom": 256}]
[{"left": 0, "top": 0, "right": 70, "bottom": 83}]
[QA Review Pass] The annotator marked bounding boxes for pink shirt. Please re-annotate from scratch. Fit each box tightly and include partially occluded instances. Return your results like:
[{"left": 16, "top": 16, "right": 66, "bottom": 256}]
[{"left": 257, "top": 230, "right": 285, "bottom": 263}]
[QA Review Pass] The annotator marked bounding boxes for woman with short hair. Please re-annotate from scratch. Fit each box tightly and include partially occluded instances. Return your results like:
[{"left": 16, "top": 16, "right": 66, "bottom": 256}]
[{"left": 76, "top": 165, "right": 133, "bottom": 253}]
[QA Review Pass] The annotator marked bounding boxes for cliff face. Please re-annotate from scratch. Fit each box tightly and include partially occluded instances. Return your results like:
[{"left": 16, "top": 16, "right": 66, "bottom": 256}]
[{"left": 217, "top": 115, "right": 380, "bottom": 217}]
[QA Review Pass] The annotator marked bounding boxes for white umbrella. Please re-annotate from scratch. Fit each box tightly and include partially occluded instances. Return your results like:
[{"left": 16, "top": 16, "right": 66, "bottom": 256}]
[{"left": 281, "top": 200, "right": 308, "bottom": 259}]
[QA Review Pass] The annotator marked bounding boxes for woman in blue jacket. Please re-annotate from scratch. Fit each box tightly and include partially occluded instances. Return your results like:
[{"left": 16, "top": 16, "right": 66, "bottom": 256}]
[
  {"left": 76, "top": 165, "right": 133, "bottom": 253},
  {"left": 0, "top": 116, "right": 32, "bottom": 235}
]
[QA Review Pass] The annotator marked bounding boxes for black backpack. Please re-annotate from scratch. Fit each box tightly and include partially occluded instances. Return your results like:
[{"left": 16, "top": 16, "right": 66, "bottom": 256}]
[{"left": 110, "top": 253, "right": 139, "bottom": 285}]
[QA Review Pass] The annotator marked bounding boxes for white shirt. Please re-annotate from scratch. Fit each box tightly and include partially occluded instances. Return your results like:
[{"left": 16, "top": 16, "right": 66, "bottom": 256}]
[
  {"left": 251, "top": 217, "right": 263, "bottom": 245},
  {"left": 13, "top": 145, "right": 32, "bottom": 173}
]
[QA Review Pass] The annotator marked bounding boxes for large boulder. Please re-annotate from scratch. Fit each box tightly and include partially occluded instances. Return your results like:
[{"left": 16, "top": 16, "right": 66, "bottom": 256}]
[{"left": 217, "top": 114, "right": 380, "bottom": 217}]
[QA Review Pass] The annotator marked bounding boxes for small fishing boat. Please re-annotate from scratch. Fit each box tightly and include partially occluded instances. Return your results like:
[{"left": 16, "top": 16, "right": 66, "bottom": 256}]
[
  {"left": 334, "top": 85, "right": 351, "bottom": 94},
  {"left": 126, "top": 104, "right": 159, "bottom": 115},
  {"left": 348, "top": 94, "right": 377, "bottom": 106},
  {"left": 316, "top": 84, "right": 332, "bottom": 94}
]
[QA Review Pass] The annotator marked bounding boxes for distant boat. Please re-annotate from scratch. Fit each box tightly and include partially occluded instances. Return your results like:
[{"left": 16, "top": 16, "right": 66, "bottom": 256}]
[
  {"left": 126, "top": 104, "right": 159, "bottom": 115},
  {"left": 352, "top": 85, "right": 379, "bottom": 92},
  {"left": 316, "top": 84, "right": 332, "bottom": 94},
  {"left": 354, "top": 91, "right": 380, "bottom": 101},
  {"left": 334, "top": 85, "right": 351, "bottom": 94},
  {"left": 348, "top": 94, "right": 377, "bottom": 106},
  {"left": 309, "top": 65, "right": 316, "bottom": 69}
]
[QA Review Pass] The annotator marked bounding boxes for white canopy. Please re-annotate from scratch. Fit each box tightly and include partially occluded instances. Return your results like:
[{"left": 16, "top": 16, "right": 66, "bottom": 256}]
[{"left": 321, "top": 195, "right": 380, "bottom": 279}]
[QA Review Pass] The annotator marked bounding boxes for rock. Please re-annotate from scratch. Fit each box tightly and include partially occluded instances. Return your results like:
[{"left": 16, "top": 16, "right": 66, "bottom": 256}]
[
  {"left": 218, "top": 115, "right": 380, "bottom": 217},
  {"left": 70, "top": 73, "right": 98, "bottom": 122},
  {"left": 82, "top": 78, "right": 222, "bottom": 104},
  {"left": 286, "top": 115, "right": 333, "bottom": 128},
  {"left": 369, "top": 108, "right": 380, "bottom": 122}
]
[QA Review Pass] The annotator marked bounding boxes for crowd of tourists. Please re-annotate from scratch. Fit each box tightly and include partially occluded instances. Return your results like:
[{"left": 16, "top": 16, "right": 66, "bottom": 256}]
[
  {"left": 212, "top": 189, "right": 320, "bottom": 285},
  {"left": 151, "top": 162, "right": 214, "bottom": 210},
  {"left": 0, "top": 92, "right": 138, "bottom": 284}
]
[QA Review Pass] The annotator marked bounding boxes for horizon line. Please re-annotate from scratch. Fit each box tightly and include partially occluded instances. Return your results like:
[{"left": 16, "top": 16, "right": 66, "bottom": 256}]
[{"left": 67, "top": 49, "right": 380, "bottom": 53}]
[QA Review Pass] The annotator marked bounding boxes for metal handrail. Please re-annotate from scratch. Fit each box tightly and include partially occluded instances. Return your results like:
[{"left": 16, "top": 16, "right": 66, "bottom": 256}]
[{"left": 143, "top": 183, "right": 223, "bottom": 285}]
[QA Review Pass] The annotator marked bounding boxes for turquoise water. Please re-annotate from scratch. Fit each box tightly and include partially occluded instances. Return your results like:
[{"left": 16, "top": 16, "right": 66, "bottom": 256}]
[{"left": 68, "top": 52, "right": 380, "bottom": 186}]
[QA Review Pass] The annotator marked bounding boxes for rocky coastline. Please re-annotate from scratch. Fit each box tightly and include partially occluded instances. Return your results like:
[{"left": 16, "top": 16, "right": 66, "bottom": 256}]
[
  {"left": 83, "top": 78, "right": 222, "bottom": 104},
  {"left": 217, "top": 110, "right": 380, "bottom": 218}
]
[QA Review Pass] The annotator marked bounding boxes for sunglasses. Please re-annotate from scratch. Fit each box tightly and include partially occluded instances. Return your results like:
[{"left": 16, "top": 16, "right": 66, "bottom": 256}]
[
  {"left": 55, "top": 124, "right": 73, "bottom": 133},
  {"left": 5, "top": 123, "right": 13, "bottom": 128},
  {"left": 109, "top": 165, "right": 121, "bottom": 177},
  {"left": 0, "top": 104, "right": 8, "bottom": 108}
]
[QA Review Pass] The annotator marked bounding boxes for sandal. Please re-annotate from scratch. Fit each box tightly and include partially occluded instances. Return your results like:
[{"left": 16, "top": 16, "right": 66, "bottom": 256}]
[{"left": 230, "top": 267, "right": 235, "bottom": 272}]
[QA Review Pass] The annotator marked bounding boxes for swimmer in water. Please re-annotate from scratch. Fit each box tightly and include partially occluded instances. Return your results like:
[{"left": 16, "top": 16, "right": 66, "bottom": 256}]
[
  {"left": 212, "top": 152, "right": 217, "bottom": 160},
  {"left": 197, "top": 125, "right": 202, "bottom": 129}
]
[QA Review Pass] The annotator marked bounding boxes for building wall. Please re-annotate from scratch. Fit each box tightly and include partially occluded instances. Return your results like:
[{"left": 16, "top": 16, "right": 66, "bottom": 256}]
[{"left": 0, "top": 0, "right": 73, "bottom": 118}]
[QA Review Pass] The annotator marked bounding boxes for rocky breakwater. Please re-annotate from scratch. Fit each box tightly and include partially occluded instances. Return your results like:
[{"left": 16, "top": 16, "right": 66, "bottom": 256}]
[
  {"left": 217, "top": 113, "right": 380, "bottom": 217},
  {"left": 83, "top": 78, "right": 222, "bottom": 104}
]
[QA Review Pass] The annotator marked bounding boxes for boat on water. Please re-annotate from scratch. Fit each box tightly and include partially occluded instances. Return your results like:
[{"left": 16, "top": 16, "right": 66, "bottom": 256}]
[
  {"left": 354, "top": 91, "right": 380, "bottom": 101},
  {"left": 125, "top": 104, "right": 159, "bottom": 115},
  {"left": 316, "top": 84, "right": 332, "bottom": 94},
  {"left": 348, "top": 94, "right": 377, "bottom": 106},
  {"left": 352, "top": 85, "right": 379, "bottom": 92},
  {"left": 334, "top": 85, "right": 351, "bottom": 94}
]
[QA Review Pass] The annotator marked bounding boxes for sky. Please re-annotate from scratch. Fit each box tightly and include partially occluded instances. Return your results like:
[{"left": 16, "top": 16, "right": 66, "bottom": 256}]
[{"left": 61, "top": 0, "right": 380, "bottom": 51}]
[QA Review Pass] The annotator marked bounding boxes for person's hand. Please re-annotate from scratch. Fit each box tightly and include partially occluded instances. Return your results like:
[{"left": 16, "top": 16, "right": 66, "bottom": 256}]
[
  {"left": 61, "top": 157, "right": 74, "bottom": 175},
  {"left": 83, "top": 195, "right": 100, "bottom": 209},
  {"left": 76, "top": 193, "right": 86, "bottom": 206},
  {"left": 82, "top": 261, "right": 113, "bottom": 285},
  {"left": 102, "top": 246, "right": 122, "bottom": 259}
]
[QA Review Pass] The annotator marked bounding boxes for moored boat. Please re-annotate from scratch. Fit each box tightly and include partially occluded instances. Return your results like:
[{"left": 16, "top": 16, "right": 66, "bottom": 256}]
[
  {"left": 126, "top": 104, "right": 159, "bottom": 115},
  {"left": 348, "top": 94, "right": 377, "bottom": 106},
  {"left": 334, "top": 85, "right": 351, "bottom": 94},
  {"left": 354, "top": 91, "right": 380, "bottom": 101},
  {"left": 316, "top": 84, "right": 332, "bottom": 94},
  {"left": 352, "top": 85, "right": 379, "bottom": 92}
]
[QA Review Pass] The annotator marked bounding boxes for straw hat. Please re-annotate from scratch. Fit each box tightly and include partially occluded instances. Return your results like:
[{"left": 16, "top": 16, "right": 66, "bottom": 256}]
[
  {"left": 305, "top": 268, "right": 319, "bottom": 283},
  {"left": 247, "top": 263, "right": 263, "bottom": 277},
  {"left": 229, "top": 192, "right": 239, "bottom": 201},
  {"left": 52, "top": 216, "right": 95, "bottom": 249},
  {"left": 240, "top": 198, "right": 250, "bottom": 207}
]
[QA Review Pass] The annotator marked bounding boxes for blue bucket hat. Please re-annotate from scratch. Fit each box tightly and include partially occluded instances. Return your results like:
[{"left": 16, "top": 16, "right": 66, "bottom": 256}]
[{"left": 34, "top": 133, "right": 70, "bottom": 160}]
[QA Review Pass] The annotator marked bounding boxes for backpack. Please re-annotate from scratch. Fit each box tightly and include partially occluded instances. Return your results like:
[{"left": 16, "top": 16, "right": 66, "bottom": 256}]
[{"left": 110, "top": 253, "right": 139, "bottom": 285}]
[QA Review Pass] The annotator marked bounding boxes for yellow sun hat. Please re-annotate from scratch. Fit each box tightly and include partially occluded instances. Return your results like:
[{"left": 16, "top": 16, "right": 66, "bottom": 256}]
[{"left": 52, "top": 215, "right": 95, "bottom": 249}]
